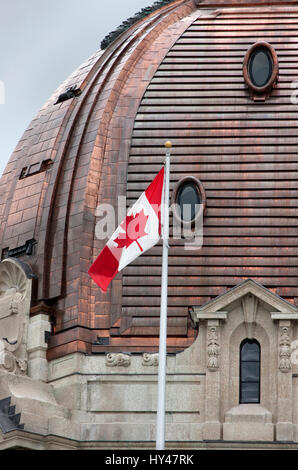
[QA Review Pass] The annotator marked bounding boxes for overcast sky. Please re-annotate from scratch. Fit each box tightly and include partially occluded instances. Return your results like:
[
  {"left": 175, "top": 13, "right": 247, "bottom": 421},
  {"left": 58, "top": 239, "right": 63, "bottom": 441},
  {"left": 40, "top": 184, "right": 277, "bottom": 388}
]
[{"left": 0, "top": 0, "right": 154, "bottom": 177}]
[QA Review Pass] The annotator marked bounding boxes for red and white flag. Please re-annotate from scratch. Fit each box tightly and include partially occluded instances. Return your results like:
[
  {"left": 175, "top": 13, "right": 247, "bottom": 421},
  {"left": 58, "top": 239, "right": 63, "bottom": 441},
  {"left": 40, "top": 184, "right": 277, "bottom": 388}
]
[{"left": 88, "top": 167, "right": 165, "bottom": 292}]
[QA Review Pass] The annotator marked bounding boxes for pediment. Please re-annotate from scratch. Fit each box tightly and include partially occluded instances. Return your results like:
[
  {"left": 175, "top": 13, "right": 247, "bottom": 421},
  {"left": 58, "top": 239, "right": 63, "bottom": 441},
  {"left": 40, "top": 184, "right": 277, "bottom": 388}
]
[{"left": 191, "top": 279, "right": 298, "bottom": 324}]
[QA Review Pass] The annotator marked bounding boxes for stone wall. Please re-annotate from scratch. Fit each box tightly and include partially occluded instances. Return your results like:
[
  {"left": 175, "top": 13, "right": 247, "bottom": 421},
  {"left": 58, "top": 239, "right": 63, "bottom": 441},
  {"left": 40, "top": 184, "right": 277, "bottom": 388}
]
[{"left": 1, "top": 261, "right": 298, "bottom": 449}]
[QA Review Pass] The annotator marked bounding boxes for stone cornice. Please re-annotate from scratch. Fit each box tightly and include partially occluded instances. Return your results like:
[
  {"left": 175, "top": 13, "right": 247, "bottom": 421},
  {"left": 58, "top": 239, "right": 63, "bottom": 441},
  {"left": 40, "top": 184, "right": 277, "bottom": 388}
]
[
  {"left": 190, "top": 310, "right": 227, "bottom": 321},
  {"left": 271, "top": 313, "right": 298, "bottom": 320}
]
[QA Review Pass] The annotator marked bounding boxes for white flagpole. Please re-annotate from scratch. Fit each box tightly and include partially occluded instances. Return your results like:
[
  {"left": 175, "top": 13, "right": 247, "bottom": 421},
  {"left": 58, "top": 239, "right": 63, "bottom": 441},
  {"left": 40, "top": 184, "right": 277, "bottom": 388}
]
[{"left": 156, "top": 140, "right": 172, "bottom": 450}]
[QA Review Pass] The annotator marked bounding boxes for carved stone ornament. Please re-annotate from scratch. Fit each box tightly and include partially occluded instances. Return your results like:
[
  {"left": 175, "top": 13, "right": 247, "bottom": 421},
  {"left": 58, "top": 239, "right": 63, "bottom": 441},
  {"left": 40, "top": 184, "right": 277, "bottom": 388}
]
[
  {"left": 242, "top": 293, "right": 258, "bottom": 339},
  {"left": 105, "top": 353, "right": 131, "bottom": 367},
  {"left": 0, "top": 258, "right": 33, "bottom": 376},
  {"left": 279, "top": 326, "right": 291, "bottom": 373},
  {"left": 142, "top": 353, "right": 159, "bottom": 366},
  {"left": 0, "top": 340, "right": 27, "bottom": 375},
  {"left": 207, "top": 325, "right": 220, "bottom": 371}
]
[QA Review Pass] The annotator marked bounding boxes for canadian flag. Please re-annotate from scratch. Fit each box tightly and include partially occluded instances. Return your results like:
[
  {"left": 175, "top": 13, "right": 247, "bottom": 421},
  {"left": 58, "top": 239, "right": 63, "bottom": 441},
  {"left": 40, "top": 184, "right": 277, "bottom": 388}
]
[{"left": 88, "top": 167, "right": 165, "bottom": 292}]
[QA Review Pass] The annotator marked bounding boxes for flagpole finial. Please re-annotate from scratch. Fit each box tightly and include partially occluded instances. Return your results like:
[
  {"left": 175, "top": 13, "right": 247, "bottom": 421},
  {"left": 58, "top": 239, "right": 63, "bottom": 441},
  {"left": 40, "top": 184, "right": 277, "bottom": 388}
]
[{"left": 165, "top": 140, "right": 172, "bottom": 149}]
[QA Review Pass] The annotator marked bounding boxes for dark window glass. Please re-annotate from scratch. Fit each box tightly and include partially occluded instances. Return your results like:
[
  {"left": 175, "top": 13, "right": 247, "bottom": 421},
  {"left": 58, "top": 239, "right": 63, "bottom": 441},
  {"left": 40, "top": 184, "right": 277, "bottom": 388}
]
[
  {"left": 176, "top": 183, "right": 200, "bottom": 222},
  {"left": 240, "top": 339, "right": 260, "bottom": 404},
  {"left": 248, "top": 47, "right": 273, "bottom": 87},
  {"left": 240, "top": 383, "right": 259, "bottom": 403},
  {"left": 241, "top": 341, "right": 260, "bottom": 361}
]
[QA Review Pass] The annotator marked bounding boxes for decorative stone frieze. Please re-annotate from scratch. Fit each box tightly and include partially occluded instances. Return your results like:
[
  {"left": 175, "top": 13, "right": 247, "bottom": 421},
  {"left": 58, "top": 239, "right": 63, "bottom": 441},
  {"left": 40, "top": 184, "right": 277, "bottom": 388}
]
[
  {"left": 105, "top": 353, "right": 131, "bottom": 367},
  {"left": 142, "top": 353, "right": 159, "bottom": 366}
]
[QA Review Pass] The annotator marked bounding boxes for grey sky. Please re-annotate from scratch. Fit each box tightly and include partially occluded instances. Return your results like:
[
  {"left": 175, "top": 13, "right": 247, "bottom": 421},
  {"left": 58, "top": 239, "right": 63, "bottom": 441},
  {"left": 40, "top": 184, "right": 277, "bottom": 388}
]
[{"left": 0, "top": 0, "right": 154, "bottom": 177}]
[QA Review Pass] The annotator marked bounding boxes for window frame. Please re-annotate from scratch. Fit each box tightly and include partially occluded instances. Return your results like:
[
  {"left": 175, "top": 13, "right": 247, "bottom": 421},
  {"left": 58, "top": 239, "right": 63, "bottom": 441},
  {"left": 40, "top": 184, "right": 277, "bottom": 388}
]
[
  {"left": 243, "top": 41, "right": 278, "bottom": 99},
  {"left": 171, "top": 176, "right": 206, "bottom": 229}
]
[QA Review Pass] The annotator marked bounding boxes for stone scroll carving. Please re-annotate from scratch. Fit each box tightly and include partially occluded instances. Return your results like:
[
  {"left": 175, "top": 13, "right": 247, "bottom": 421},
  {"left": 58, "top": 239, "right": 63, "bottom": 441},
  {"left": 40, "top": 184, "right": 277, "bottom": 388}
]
[
  {"left": 207, "top": 324, "right": 220, "bottom": 371},
  {"left": 0, "top": 258, "right": 33, "bottom": 376},
  {"left": 105, "top": 353, "right": 131, "bottom": 367},
  {"left": 279, "top": 326, "right": 292, "bottom": 373},
  {"left": 142, "top": 353, "right": 159, "bottom": 366}
]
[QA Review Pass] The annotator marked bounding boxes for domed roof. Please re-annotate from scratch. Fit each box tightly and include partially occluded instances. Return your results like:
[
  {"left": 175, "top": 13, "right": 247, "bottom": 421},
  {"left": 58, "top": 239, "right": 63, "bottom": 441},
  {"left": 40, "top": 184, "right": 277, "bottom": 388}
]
[{"left": 1, "top": 0, "right": 298, "bottom": 360}]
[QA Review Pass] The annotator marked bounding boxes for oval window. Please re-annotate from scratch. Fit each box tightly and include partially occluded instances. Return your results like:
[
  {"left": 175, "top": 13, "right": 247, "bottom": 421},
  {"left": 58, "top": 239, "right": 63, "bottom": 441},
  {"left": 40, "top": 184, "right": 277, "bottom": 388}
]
[
  {"left": 176, "top": 182, "right": 201, "bottom": 222},
  {"left": 248, "top": 47, "right": 273, "bottom": 88},
  {"left": 243, "top": 42, "right": 278, "bottom": 100}
]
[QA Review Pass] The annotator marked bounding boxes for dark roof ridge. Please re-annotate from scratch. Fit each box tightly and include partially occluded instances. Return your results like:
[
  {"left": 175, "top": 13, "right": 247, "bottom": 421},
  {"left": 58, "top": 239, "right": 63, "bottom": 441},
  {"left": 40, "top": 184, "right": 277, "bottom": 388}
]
[
  {"left": 100, "top": 0, "right": 177, "bottom": 50},
  {"left": 196, "top": 0, "right": 298, "bottom": 6}
]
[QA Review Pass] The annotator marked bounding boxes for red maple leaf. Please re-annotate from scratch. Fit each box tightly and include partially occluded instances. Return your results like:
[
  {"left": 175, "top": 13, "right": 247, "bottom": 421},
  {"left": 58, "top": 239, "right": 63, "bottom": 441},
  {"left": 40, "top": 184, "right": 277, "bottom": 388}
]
[{"left": 114, "top": 209, "right": 149, "bottom": 252}]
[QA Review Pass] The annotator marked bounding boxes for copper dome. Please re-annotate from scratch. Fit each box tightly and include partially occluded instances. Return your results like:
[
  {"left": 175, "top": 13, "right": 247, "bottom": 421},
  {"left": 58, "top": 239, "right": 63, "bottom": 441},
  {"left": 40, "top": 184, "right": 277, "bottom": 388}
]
[{"left": 1, "top": 0, "right": 298, "bottom": 360}]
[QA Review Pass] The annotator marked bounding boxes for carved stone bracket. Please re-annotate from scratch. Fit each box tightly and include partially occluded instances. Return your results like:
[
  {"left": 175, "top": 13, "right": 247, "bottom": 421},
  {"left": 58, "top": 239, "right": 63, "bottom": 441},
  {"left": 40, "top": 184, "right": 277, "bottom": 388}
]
[
  {"left": 242, "top": 293, "right": 258, "bottom": 339},
  {"left": 105, "top": 353, "right": 131, "bottom": 367},
  {"left": 279, "top": 323, "right": 292, "bottom": 373},
  {"left": 142, "top": 353, "right": 159, "bottom": 366}
]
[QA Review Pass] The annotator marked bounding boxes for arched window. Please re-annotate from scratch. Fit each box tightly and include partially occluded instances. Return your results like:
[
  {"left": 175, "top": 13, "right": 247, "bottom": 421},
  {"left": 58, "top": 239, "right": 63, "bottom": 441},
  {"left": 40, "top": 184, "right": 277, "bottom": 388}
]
[{"left": 239, "top": 339, "right": 260, "bottom": 404}]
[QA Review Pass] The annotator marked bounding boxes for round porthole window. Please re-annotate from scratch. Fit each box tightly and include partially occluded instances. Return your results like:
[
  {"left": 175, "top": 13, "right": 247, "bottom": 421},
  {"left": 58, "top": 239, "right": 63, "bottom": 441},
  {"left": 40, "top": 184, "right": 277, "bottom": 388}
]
[
  {"left": 243, "top": 42, "right": 278, "bottom": 98},
  {"left": 171, "top": 176, "right": 206, "bottom": 227}
]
